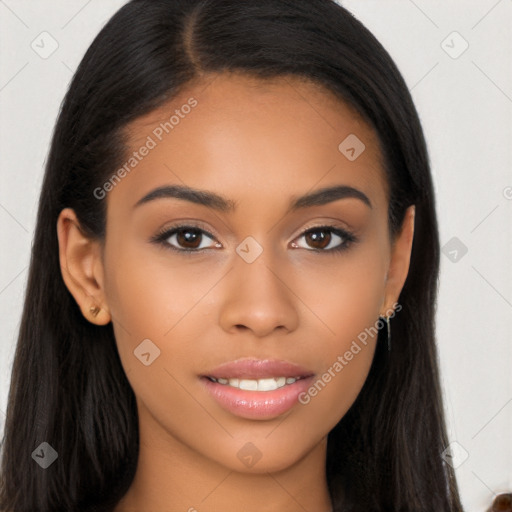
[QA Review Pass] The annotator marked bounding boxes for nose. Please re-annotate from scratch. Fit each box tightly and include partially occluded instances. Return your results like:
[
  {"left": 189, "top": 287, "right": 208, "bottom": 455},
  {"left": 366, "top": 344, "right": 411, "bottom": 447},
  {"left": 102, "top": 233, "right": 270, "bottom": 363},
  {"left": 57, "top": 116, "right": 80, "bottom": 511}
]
[{"left": 218, "top": 249, "right": 299, "bottom": 338}]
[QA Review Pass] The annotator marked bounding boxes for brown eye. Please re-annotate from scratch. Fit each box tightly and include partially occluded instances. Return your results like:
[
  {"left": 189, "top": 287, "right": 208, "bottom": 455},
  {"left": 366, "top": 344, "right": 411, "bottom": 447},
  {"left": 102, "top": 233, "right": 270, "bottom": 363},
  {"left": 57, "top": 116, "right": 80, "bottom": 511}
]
[
  {"left": 304, "top": 228, "right": 333, "bottom": 250},
  {"left": 174, "top": 228, "right": 203, "bottom": 249},
  {"left": 292, "top": 225, "right": 356, "bottom": 253},
  {"left": 153, "top": 225, "right": 220, "bottom": 252}
]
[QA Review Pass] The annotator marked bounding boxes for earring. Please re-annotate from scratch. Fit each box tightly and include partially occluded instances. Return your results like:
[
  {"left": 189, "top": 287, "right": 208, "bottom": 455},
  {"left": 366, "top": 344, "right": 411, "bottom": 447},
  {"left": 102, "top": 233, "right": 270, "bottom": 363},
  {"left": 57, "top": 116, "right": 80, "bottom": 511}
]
[
  {"left": 89, "top": 305, "right": 101, "bottom": 317},
  {"left": 379, "top": 315, "right": 391, "bottom": 352},
  {"left": 386, "top": 315, "right": 391, "bottom": 352}
]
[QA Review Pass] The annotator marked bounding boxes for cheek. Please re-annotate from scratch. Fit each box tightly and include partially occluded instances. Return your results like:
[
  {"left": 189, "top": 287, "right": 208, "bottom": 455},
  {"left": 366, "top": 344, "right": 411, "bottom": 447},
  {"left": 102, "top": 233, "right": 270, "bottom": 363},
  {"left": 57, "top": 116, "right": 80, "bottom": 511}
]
[
  {"left": 292, "top": 248, "right": 386, "bottom": 345},
  {"left": 295, "top": 343, "right": 375, "bottom": 443},
  {"left": 287, "top": 250, "right": 385, "bottom": 424},
  {"left": 102, "top": 236, "right": 214, "bottom": 374},
  {"left": 103, "top": 248, "right": 216, "bottom": 438}
]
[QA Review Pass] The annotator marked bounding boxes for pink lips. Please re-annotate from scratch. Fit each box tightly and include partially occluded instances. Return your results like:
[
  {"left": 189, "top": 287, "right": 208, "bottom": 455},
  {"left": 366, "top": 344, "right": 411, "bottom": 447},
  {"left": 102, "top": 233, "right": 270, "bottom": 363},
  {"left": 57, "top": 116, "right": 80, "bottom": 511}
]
[
  {"left": 205, "top": 358, "right": 313, "bottom": 380},
  {"left": 200, "top": 358, "right": 315, "bottom": 420}
]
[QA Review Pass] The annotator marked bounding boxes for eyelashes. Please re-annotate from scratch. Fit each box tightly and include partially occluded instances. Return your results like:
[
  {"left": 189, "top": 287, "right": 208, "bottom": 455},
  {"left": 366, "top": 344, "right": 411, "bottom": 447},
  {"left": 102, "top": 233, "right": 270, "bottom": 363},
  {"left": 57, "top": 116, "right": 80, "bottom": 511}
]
[{"left": 150, "top": 223, "right": 358, "bottom": 256}]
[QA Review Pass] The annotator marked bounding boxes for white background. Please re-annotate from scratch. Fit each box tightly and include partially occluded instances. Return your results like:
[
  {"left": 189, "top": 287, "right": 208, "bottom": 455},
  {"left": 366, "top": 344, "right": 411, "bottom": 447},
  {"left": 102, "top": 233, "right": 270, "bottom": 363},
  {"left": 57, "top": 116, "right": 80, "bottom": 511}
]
[{"left": 0, "top": 1, "right": 511, "bottom": 510}]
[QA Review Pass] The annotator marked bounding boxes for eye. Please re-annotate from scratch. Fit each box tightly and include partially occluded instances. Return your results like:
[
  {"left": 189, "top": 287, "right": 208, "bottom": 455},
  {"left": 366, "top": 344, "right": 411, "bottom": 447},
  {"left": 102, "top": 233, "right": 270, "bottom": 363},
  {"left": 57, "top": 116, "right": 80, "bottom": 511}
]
[
  {"left": 152, "top": 224, "right": 221, "bottom": 253},
  {"left": 151, "top": 223, "right": 357, "bottom": 254},
  {"left": 291, "top": 225, "right": 356, "bottom": 253}
]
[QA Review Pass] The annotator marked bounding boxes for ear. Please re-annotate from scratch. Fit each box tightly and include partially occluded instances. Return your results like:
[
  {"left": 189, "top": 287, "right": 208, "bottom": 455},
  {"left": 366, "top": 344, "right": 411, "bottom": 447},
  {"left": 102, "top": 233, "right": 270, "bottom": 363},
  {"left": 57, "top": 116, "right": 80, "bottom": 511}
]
[
  {"left": 381, "top": 205, "right": 415, "bottom": 316},
  {"left": 56, "top": 207, "right": 111, "bottom": 325}
]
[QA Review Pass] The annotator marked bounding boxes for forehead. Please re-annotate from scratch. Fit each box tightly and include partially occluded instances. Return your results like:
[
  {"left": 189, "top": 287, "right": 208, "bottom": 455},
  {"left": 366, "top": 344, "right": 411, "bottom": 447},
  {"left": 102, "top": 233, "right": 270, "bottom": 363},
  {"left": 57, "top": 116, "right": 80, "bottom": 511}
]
[{"left": 113, "top": 72, "right": 387, "bottom": 210}]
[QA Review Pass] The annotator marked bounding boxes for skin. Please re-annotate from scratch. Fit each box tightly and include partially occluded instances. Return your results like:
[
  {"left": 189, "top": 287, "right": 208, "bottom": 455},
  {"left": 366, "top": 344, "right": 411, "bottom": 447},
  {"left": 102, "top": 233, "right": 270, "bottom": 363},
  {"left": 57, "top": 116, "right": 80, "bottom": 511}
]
[{"left": 57, "top": 72, "right": 415, "bottom": 512}]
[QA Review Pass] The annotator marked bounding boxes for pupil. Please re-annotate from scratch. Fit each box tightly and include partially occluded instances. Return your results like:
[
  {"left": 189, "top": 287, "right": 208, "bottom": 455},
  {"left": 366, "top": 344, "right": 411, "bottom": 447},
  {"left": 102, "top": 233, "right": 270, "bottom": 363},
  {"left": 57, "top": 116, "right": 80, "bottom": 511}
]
[
  {"left": 307, "top": 229, "right": 330, "bottom": 249},
  {"left": 177, "top": 228, "right": 200, "bottom": 248}
]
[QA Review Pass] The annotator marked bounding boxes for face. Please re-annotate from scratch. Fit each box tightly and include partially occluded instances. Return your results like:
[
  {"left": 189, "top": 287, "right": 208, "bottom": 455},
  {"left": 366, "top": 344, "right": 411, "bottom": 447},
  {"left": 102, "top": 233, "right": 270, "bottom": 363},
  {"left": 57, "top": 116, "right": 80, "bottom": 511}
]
[{"left": 58, "top": 72, "right": 414, "bottom": 475}]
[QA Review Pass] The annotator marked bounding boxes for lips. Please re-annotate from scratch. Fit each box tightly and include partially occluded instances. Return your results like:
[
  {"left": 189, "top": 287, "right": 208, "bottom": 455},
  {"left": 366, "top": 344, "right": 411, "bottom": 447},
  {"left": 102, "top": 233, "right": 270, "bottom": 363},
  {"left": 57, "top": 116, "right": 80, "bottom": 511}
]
[
  {"left": 200, "top": 358, "right": 315, "bottom": 420},
  {"left": 203, "top": 357, "right": 314, "bottom": 380}
]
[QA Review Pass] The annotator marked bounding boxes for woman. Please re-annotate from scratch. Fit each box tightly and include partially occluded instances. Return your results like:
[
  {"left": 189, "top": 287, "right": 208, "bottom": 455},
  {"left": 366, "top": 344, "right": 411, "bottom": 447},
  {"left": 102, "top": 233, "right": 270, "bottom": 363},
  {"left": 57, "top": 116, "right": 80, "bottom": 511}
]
[{"left": 0, "top": 0, "right": 464, "bottom": 510}]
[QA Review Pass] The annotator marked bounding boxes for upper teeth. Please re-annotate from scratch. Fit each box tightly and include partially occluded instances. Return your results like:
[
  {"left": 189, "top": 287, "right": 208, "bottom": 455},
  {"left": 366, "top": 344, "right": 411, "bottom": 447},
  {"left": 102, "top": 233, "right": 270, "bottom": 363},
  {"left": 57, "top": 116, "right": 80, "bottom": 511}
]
[{"left": 210, "top": 376, "right": 300, "bottom": 391}]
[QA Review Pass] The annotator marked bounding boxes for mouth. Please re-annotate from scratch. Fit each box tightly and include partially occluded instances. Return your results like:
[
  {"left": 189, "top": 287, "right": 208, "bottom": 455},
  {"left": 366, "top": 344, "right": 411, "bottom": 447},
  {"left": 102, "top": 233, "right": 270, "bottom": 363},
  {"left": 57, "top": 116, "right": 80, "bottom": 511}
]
[{"left": 200, "top": 358, "right": 315, "bottom": 420}]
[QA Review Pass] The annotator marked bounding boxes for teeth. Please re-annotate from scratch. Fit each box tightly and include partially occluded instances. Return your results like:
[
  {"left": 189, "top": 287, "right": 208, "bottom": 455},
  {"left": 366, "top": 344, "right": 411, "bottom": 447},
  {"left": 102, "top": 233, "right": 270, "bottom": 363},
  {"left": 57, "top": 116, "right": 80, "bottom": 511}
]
[
  {"left": 239, "top": 379, "right": 258, "bottom": 391},
  {"left": 256, "top": 378, "right": 278, "bottom": 391},
  {"left": 275, "top": 377, "right": 286, "bottom": 388},
  {"left": 210, "top": 376, "right": 300, "bottom": 390}
]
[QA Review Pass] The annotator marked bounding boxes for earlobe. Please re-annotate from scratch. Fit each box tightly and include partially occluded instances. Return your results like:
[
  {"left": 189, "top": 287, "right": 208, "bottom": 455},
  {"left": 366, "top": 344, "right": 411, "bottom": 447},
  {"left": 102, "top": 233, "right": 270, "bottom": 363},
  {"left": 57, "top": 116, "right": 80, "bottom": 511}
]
[
  {"left": 380, "top": 205, "right": 415, "bottom": 316},
  {"left": 56, "top": 208, "right": 111, "bottom": 325}
]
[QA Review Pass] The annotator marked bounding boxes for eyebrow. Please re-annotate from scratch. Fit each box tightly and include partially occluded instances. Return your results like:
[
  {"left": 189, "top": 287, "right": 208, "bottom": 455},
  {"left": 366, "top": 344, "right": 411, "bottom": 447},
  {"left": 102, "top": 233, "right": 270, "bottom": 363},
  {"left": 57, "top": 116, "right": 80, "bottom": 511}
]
[{"left": 133, "top": 183, "right": 372, "bottom": 212}]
